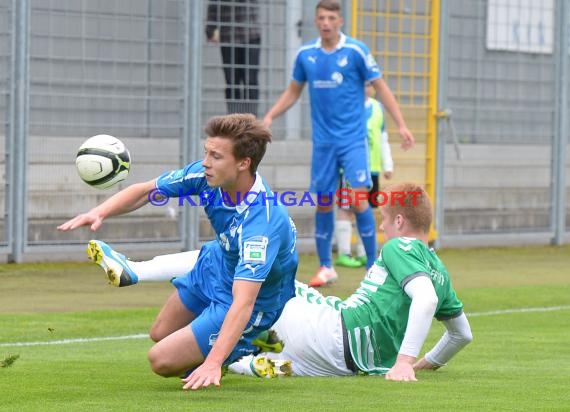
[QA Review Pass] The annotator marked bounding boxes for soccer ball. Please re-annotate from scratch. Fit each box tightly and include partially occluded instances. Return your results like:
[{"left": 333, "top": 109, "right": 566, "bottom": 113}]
[{"left": 75, "top": 134, "right": 131, "bottom": 189}]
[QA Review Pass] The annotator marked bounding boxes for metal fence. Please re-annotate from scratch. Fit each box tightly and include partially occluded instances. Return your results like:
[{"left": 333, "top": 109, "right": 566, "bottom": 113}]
[
  {"left": 439, "top": 0, "right": 569, "bottom": 246},
  {"left": 0, "top": 0, "right": 568, "bottom": 262},
  {"left": 0, "top": 0, "right": 9, "bottom": 249}
]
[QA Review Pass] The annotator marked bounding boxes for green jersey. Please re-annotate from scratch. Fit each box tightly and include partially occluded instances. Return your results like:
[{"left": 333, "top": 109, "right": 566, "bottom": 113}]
[{"left": 340, "top": 237, "right": 464, "bottom": 375}]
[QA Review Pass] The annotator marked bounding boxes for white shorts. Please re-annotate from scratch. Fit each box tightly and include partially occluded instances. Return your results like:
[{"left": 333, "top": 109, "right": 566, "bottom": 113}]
[{"left": 266, "top": 283, "right": 355, "bottom": 376}]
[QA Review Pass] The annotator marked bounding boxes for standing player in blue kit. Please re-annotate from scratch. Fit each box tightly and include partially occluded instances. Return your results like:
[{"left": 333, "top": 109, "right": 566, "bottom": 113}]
[{"left": 263, "top": 0, "right": 414, "bottom": 287}]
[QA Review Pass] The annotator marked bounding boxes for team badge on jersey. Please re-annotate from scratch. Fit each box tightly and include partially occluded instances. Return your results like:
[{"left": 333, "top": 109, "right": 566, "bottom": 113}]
[
  {"left": 243, "top": 236, "right": 268, "bottom": 263},
  {"left": 337, "top": 55, "right": 348, "bottom": 67}
]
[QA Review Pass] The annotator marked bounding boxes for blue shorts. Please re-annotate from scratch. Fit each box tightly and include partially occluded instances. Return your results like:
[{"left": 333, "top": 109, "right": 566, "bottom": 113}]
[
  {"left": 310, "top": 139, "right": 371, "bottom": 194},
  {"left": 338, "top": 173, "right": 380, "bottom": 210},
  {"left": 172, "top": 242, "right": 280, "bottom": 364}
]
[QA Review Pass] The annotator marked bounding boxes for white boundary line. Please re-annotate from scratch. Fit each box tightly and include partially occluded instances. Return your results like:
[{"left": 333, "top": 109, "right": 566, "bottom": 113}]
[
  {"left": 0, "top": 333, "right": 148, "bottom": 348},
  {"left": 467, "top": 305, "right": 570, "bottom": 317},
  {"left": 1, "top": 305, "right": 570, "bottom": 348}
]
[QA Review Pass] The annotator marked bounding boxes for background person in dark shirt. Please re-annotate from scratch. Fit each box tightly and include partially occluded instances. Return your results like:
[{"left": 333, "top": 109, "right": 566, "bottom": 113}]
[{"left": 206, "top": 0, "right": 261, "bottom": 116}]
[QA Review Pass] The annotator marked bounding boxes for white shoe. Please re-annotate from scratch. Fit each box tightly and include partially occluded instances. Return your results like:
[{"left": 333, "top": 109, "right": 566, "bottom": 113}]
[
  {"left": 86, "top": 240, "right": 138, "bottom": 287},
  {"left": 308, "top": 266, "right": 338, "bottom": 287}
]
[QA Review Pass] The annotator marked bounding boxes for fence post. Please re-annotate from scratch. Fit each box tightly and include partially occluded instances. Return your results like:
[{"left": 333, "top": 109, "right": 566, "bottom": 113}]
[
  {"left": 182, "top": 0, "right": 203, "bottom": 252},
  {"left": 284, "top": 0, "right": 303, "bottom": 139},
  {"left": 434, "top": 0, "right": 449, "bottom": 249},
  {"left": 551, "top": 0, "right": 568, "bottom": 245},
  {"left": 7, "top": 0, "right": 29, "bottom": 262}
]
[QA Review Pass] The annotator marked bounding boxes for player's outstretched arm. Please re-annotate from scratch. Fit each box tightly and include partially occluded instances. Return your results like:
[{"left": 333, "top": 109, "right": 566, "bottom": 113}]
[{"left": 57, "top": 179, "right": 157, "bottom": 232}]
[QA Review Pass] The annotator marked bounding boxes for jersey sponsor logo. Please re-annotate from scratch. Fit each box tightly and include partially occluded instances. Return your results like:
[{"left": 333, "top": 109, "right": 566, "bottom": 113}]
[
  {"left": 243, "top": 237, "right": 268, "bottom": 264},
  {"left": 313, "top": 72, "right": 344, "bottom": 88},
  {"left": 313, "top": 80, "right": 339, "bottom": 88},
  {"left": 331, "top": 72, "right": 343, "bottom": 85}
]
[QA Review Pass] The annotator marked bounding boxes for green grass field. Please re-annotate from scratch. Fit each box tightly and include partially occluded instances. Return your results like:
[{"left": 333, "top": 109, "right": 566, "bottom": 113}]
[{"left": 1, "top": 245, "right": 570, "bottom": 411}]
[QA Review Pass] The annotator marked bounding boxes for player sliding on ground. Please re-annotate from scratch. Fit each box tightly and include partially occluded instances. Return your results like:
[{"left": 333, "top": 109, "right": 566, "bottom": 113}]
[
  {"left": 58, "top": 114, "right": 298, "bottom": 390},
  {"left": 85, "top": 183, "right": 472, "bottom": 381}
]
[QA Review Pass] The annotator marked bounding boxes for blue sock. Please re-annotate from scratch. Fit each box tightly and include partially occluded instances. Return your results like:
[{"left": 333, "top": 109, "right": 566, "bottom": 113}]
[
  {"left": 354, "top": 208, "right": 377, "bottom": 268},
  {"left": 315, "top": 210, "right": 334, "bottom": 267}
]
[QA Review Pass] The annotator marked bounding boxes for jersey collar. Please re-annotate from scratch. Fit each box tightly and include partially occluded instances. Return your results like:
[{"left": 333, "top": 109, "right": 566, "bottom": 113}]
[
  {"left": 235, "top": 172, "right": 265, "bottom": 214},
  {"left": 316, "top": 31, "right": 346, "bottom": 51}
]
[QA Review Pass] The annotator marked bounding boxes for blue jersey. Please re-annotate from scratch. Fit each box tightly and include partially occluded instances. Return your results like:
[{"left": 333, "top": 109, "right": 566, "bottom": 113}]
[
  {"left": 156, "top": 160, "right": 298, "bottom": 312},
  {"left": 292, "top": 32, "right": 381, "bottom": 145}
]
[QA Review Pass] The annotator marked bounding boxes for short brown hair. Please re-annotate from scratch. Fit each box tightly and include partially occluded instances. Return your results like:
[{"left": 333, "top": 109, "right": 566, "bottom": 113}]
[
  {"left": 382, "top": 182, "right": 433, "bottom": 233},
  {"left": 204, "top": 113, "right": 272, "bottom": 175},
  {"left": 316, "top": 0, "right": 341, "bottom": 13}
]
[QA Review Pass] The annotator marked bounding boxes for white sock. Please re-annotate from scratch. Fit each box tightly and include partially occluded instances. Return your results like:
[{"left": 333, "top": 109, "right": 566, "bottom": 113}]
[
  {"left": 228, "top": 355, "right": 256, "bottom": 376},
  {"left": 128, "top": 250, "right": 199, "bottom": 282},
  {"left": 335, "top": 220, "right": 353, "bottom": 256},
  {"left": 355, "top": 237, "right": 365, "bottom": 258}
]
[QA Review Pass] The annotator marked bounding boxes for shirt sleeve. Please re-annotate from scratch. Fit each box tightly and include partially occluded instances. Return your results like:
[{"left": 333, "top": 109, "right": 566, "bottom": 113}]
[
  {"left": 291, "top": 50, "right": 306, "bottom": 83},
  {"left": 354, "top": 41, "right": 382, "bottom": 82},
  {"left": 155, "top": 160, "right": 209, "bottom": 198}
]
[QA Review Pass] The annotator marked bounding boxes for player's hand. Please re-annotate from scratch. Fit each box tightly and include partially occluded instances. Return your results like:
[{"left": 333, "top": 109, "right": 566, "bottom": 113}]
[
  {"left": 399, "top": 126, "right": 415, "bottom": 150},
  {"left": 57, "top": 212, "right": 103, "bottom": 232},
  {"left": 181, "top": 361, "right": 222, "bottom": 391},
  {"left": 413, "top": 357, "right": 440, "bottom": 371},
  {"left": 383, "top": 171, "right": 393, "bottom": 180},
  {"left": 385, "top": 359, "right": 417, "bottom": 382}
]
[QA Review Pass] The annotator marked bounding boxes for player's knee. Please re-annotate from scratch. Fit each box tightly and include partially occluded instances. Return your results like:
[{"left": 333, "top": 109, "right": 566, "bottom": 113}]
[
  {"left": 147, "top": 347, "right": 175, "bottom": 377},
  {"left": 149, "top": 324, "right": 167, "bottom": 343}
]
